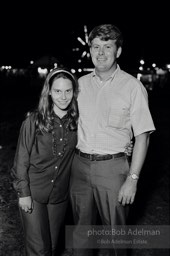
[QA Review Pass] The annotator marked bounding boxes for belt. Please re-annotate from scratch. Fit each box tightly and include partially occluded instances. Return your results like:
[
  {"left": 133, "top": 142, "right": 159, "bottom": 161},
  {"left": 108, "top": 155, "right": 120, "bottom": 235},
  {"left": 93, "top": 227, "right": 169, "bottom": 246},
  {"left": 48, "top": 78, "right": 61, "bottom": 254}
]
[{"left": 75, "top": 148, "right": 125, "bottom": 161}]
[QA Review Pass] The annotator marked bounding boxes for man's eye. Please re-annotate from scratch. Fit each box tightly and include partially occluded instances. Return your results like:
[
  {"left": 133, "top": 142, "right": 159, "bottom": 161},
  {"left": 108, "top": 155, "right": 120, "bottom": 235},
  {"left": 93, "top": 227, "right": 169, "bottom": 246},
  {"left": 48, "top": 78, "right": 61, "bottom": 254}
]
[
  {"left": 92, "top": 45, "right": 99, "bottom": 49},
  {"left": 106, "top": 45, "right": 111, "bottom": 49}
]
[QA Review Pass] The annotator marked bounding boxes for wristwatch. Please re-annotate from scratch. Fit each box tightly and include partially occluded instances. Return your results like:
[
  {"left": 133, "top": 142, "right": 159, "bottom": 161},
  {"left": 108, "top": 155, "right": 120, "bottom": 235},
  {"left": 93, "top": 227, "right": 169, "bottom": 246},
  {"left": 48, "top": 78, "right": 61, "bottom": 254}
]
[{"left": 128, "top": 173, "right": 139, "bottom": 180}]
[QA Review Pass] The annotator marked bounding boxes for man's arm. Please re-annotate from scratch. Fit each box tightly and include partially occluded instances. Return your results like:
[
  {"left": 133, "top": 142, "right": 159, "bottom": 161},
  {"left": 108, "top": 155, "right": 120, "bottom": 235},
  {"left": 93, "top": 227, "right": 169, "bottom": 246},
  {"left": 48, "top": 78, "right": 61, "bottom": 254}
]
[{"left": 118, "top": 132, "right": 150, "bottom": 205}]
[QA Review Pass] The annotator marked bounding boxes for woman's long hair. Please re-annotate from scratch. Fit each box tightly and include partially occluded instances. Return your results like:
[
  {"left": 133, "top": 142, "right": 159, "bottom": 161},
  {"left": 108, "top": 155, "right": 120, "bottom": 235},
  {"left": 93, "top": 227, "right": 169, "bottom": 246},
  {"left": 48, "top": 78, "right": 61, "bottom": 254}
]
[{"left": 34, "top": 67, "right": 79, "bottom": 132}]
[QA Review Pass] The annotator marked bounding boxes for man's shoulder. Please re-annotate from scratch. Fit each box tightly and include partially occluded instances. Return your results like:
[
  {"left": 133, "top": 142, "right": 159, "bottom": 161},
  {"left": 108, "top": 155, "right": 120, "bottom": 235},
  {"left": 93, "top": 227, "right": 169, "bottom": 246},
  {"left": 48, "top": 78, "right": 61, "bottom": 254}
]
[
  {"left": 78, "top": 72, "right": 92, "bottom": 83},
  {"left": 118, "top": 68, "right": 144, "bottom": 88},
  {"left": 119, "top": 68, "right": 138, "bottom": 82}
]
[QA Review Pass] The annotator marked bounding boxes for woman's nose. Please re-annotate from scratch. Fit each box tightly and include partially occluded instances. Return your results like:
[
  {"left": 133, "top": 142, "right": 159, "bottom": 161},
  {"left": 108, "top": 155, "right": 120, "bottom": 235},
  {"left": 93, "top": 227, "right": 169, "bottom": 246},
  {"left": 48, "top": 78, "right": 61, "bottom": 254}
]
[{"left": 61, "top": 92, "right": 66, "bottom": 99}]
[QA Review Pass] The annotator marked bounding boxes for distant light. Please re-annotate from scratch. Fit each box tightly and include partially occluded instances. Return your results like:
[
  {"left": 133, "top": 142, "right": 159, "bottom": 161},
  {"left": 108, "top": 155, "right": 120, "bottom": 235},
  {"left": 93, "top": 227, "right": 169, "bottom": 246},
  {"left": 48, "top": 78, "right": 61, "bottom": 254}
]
[
  {"left": 4, "top": 66, "right": 12, "bottom": 69},
  {"left": 30, "top": 60, "right": 34, "bottom": 64},
  {"left": 78, "top": 59, "right": 82, "bottom": 63},
  {"left": 140, "top": 59, "right": 145, "bottom": 65},
  {"left": 84, "top": 25, "right": 89, "bottom": 44},
  {"left": 72, "top": 48, "right": 79, "bottom": 52},
  {"left": 84, "top": 25, "right": 87, "bottom": 33},
  {"left": 83, "top": 68, "right": 94, "bottom": 72},
  {"left": 78, "top": 69, "right": 82, "bottom": 72},
  {"left": 81, "top": 51, "right": 87, "bottom": 58},
  {"left": 152, "top": 63, "right": 156, "bottom": 68},
  {"left": 77, "top": 37, "right": 85, "bottom": 45},
  {"left": 156, "top": 68, "right": 167, "bottom": 75},
  {"left": 0, "top": 66, "right": 12, "bottom": 70},
  {"left": 71, "top": 69, "right": 76, "bottom": 74},
  {"left": 137, "top": 73, "right": 142, "bottom": 80},
  {"left": 37, "top": 67, "right": 48, "bottom": 76},
  {"left": 166, "top": 64, "right": 170, "bottom": 69},
  {"left": 139, "top": 66, "right": 143, "bottom": 71},
  {"left": 54, "top": 63, "right": 58, "bottom": 68}
]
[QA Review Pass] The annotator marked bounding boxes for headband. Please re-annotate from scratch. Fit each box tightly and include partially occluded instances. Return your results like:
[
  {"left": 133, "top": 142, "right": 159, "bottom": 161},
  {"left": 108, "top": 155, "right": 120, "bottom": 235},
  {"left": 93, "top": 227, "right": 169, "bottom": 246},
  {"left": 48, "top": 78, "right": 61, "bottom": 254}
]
[{"left": 47, "top": 68, "right": 75, "bottom": 83}]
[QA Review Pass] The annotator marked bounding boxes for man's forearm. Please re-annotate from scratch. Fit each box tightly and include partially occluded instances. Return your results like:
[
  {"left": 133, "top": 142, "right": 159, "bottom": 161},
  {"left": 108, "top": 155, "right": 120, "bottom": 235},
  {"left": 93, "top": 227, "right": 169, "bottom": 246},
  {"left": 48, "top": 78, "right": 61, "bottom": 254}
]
[{"left": 129, "top": 132, "right": 150, "bottom": 177}]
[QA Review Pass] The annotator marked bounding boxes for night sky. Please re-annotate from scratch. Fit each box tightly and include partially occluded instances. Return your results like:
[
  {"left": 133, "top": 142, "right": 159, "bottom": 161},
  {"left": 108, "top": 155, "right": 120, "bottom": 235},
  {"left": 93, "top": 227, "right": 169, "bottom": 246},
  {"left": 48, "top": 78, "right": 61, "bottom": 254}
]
[{"left": 1, "top": 2, "right": 169, "bottom": 70}]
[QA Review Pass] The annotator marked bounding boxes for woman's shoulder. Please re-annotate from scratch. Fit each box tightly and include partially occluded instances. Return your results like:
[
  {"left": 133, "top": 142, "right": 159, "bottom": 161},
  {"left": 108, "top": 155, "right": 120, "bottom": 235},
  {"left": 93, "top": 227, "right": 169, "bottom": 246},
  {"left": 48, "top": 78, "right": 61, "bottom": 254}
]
[{"left": 23, "top": 111, "right": 38, "bottom": 126}]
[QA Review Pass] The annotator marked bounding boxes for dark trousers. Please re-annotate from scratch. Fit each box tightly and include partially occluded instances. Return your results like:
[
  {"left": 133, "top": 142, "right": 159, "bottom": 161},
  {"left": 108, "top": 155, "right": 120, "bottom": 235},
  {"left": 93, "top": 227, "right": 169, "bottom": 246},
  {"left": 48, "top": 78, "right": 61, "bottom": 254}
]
[
  {"left": 70, "top": 153, "right": 130, "bottom": 256},
  {"left": 20, "top": 199, "right": 68, "bottom": 256}
]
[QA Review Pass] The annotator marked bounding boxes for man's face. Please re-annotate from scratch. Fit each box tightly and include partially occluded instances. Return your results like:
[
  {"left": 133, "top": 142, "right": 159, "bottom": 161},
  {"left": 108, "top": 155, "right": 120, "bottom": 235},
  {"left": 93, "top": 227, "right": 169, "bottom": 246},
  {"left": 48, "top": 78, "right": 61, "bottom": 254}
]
[{"left": 90, "top": 38, "right": 121, "bottom": 72}]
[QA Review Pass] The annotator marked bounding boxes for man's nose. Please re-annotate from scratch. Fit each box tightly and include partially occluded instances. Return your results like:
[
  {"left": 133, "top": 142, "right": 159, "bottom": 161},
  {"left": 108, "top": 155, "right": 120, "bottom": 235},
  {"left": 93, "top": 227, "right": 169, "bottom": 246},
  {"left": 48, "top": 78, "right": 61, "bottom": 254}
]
[{"left": 98, "top": 46, "right": 104, "bottom": 54}]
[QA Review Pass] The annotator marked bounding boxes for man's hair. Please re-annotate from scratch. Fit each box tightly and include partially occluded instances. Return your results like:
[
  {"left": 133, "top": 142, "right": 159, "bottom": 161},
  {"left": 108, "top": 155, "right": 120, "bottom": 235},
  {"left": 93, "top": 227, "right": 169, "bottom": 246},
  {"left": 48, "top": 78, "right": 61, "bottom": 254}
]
[{"left": 88, "top": 24, "right": 123, "bottom": 48}]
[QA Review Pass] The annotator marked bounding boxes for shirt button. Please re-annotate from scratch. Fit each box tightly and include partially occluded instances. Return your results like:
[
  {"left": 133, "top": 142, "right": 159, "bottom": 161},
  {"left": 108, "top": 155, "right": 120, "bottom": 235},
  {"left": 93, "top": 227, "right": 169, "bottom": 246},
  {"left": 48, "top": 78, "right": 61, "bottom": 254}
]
[
  {"left": 51, "top": 179, "right": 54, "bottom": 183},
  {"left": 58, "top": 152, "right": 61, "bottom": 155},
  {"left": 59, "top": 124, "right": 62, "bottom": 127},
  {"left": 60, "top": 138, "right": 63, "bottom": 141},
  {"left": 55, "top": 166, "right": 58, "bottom": 169}
]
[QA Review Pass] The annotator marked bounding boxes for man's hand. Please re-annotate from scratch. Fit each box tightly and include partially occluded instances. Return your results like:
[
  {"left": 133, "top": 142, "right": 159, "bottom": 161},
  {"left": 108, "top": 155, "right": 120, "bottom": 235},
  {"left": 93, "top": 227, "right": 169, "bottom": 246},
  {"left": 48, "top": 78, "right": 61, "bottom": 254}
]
[
  {"left": 125, "top": 140, "right": 133, "bottom": 156},
  {"left": 118, "top": 177, "right": 137, "bottom": 205},
  {"left": 19, "top": 196, "right": 33, "bottom": 213}
]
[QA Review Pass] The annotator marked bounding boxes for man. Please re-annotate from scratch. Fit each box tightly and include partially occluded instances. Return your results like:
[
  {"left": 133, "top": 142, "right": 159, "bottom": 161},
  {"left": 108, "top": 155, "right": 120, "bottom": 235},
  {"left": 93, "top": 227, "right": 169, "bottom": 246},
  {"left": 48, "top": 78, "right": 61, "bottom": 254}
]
[{"left": 69, "top": 24, "right": 155, "bottom": 256}]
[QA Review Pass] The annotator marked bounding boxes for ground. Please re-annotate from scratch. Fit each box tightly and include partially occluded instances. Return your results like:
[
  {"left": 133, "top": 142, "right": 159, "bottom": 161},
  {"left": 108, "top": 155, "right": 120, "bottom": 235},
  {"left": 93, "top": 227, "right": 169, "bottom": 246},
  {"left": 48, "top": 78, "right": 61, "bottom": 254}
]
[{"left": 0, "top": 74, "right": 169, "bottom": 256}]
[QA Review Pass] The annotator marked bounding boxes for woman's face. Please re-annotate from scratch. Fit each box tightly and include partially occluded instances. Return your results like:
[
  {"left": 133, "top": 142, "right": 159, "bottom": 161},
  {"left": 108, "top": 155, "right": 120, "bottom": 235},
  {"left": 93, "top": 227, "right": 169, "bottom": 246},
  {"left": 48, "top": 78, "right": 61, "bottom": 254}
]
[{"left": 50, "top": 77, "right": 73, "bottom": 112}]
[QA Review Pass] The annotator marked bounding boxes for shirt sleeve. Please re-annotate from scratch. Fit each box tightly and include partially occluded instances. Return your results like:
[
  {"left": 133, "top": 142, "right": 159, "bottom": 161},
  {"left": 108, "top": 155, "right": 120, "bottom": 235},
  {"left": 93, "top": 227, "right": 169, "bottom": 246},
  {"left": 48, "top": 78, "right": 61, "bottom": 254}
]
[
  {"left": 130, "top": 82, "right": 156, "bottom": 136},
  {"left": 11, "top": 114, "right": 36, "bottom": 197}
]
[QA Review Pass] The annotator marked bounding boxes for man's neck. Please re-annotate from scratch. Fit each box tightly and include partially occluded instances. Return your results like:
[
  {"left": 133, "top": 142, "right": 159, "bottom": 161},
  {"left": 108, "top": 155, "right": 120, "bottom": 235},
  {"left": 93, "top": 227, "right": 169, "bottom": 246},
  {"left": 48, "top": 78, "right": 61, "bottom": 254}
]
[{"left": 95, "top": 64, "right": 118, "bottom": 81}]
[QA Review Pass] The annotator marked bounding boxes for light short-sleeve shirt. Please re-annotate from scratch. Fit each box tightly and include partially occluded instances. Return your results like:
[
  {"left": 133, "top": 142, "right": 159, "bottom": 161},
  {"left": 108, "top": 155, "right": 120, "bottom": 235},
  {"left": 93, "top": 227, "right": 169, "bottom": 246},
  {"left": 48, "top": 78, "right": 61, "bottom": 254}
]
[{"left": 77, "top": 65, "right": 156, "bottom": 154}]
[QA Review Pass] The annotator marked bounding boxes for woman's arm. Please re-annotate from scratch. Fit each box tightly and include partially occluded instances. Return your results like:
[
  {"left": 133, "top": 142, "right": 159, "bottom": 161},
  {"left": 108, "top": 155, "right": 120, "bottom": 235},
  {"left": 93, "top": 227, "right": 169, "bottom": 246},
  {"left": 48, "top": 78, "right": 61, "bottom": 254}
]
[{"left": 11, "top": 114, "right": 36, "bottom": 197}]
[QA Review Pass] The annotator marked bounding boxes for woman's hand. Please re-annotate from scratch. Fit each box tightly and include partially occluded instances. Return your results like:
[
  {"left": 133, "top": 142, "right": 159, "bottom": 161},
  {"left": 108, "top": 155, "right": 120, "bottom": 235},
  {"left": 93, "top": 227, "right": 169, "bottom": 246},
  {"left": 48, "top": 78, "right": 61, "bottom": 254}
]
[
  {"left": 19, "top": 196, "right": 33, "bottom": 213},
  {"left": 125, "top": 140, "right": 133, "bottom": 156}
]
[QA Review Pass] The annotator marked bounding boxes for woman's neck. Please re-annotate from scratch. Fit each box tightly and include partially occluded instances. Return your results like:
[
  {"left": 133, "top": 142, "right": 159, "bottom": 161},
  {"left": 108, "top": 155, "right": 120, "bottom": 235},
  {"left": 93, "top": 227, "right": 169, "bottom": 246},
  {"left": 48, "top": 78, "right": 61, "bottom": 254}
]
[{"left": 53, "top": 108, "right": 67, "bottom": 119}]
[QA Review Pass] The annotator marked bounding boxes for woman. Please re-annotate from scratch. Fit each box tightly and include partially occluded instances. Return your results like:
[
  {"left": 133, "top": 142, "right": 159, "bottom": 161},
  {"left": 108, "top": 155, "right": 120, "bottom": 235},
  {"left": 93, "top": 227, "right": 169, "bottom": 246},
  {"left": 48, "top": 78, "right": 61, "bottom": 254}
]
[{"left": 11, "top": 67, "right": 79, "bottom": 256}]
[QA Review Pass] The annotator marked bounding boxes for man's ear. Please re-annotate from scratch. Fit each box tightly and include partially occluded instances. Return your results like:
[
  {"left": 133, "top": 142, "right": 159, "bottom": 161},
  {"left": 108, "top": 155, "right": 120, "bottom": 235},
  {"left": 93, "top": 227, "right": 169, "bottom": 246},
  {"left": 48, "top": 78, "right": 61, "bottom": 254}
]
[
  {"left": 89, "top": 47, "right": 92, "bottom": 56},
  {"left": 116, "top": 47, "right": 122, "bottom": 58}
]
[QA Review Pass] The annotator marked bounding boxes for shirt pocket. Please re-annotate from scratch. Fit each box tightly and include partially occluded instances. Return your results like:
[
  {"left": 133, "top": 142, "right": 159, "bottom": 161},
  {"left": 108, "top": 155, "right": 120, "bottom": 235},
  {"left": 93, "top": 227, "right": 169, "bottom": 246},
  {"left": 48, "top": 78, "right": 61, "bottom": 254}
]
[{"left": 107, "top": 108, "right": 129, "bottom": 129}]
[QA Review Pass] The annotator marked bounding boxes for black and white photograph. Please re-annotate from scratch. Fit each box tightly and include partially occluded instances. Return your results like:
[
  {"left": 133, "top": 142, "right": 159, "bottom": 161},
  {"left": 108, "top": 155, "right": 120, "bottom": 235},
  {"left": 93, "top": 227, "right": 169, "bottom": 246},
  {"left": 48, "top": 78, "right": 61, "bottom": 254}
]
[{"left": 0, "top": 2, "right": 169, "bottom": 256}]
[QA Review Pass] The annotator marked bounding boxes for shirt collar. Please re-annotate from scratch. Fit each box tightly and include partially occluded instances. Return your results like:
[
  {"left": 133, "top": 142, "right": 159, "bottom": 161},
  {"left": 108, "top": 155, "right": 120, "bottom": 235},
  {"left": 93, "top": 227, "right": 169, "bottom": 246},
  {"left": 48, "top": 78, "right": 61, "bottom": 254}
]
[
  {"left": 52, "top": 111, "right": 69, "bottom": 123},
  {"left": 92, "top": 64, "right": 120, "bottom": 82}
]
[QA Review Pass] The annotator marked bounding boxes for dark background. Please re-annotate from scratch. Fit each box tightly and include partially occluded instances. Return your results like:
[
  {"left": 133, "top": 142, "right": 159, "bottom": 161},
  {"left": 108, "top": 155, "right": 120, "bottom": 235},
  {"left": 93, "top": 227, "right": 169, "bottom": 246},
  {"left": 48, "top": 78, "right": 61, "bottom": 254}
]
[
  {"left": 0, "top": 2, "right": 170, "bottom": 255},
  {"left": 0, "top": 1, "right": 170, "bottom": 70}
]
